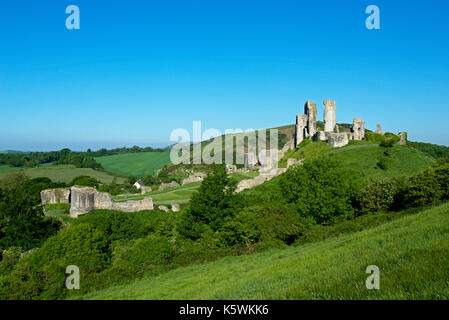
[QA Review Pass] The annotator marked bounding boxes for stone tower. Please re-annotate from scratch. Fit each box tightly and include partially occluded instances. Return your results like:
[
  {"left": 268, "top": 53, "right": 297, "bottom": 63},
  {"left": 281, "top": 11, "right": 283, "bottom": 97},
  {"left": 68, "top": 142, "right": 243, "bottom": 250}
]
[
  {"left": 351, "top": 117, "right": 365, "bottom": 140},
  {"left": 304, "top": 100, "right": 317, "bottom": 138},
  {"left": 295, "top": 114, "right": 308, "bottom": 148},
  {"left": 323, "top": 100, "right": 336, "bottom": 132}
]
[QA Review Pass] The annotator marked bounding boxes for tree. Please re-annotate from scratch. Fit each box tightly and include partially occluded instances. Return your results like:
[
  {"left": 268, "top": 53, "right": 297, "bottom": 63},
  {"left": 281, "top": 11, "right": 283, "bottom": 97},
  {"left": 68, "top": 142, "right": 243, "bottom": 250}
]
[
  {"left": 179, "top": 165, "right": 243, "bottom": 239},
  {"left": 0, "top": 179, "right": 60, "bottom": 251},
  {"left": 279, "top": 157, "right": 361, "bottom": 225}
]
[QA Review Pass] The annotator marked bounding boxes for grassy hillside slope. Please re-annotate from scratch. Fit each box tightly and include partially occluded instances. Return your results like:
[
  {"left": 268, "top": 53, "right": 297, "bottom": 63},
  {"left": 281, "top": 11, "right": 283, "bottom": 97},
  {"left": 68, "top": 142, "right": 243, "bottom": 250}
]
[
  {"left": 327, "top": 144, "right": 434, "bottom": 178},
  {"left": 0, "top": 165, "right": 125, "bottom": 184},
  {"left": 80, "top": 202, "right": 449, "bottom": 300},
  {"left": 95, "top": 152, "right": 172, "bottom": 177}
]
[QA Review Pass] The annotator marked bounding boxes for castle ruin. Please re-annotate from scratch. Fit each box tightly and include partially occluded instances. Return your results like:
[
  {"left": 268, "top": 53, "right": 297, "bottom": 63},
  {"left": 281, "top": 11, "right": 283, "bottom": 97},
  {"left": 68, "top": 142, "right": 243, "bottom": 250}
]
[{"left": 295, "top": 99, "right": 365, "bottom": 149}]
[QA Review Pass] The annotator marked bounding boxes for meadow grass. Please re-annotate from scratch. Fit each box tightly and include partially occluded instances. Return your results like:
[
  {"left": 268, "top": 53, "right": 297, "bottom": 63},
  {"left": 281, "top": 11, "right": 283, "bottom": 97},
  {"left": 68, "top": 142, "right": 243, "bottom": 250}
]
[
  {"left": 0, "top": 165, "right": 125, "bottom": 184},
  {"left": 327, "top": 144, "right": 434, "bottom": 178},
  {"left": 95, "top": 152, "right": 172, "bottom": 177},
  {"left": 79, "top": 202, "right": 449, "bottom": 300}
]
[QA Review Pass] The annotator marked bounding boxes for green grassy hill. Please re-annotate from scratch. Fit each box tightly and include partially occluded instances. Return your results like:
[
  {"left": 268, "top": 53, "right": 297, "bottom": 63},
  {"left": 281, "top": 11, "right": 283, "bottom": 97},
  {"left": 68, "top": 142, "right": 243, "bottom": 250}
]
[
  {"left": 327, "top": 144, "right": 435, "bottom": 178},
  {"left": 79, "top": 202, "right": 449, "bottom": 300},
  {"left": 0, "top": 165, "right": 125, "bottom": 184},
  {"left": 95, "top": 152, "right": 172, "bottom": 177}
]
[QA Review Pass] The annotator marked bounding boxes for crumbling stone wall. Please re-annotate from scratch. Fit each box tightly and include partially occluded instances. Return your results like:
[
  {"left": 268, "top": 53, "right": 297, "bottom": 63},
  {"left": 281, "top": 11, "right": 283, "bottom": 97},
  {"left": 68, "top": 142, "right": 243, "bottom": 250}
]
[
  {"left": 159, "top": 181, "right": 180, "bottom": 191},
  {"left": 40, "top": 188, "right": 70, "bottom": 205},
  {"left": 69, "top": 186, "right": 154, "bottom": 218},
  {"left": 327, "top": 132, "right": 349, "bottom": 147},
  {"left": 181, "top": 172, "right": 206, "bottom": 185}
]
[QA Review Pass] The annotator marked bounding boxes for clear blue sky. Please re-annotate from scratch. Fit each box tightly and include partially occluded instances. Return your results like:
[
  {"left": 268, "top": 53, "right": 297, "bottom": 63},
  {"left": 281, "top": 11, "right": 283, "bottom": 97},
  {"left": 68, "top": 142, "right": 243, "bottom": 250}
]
[{"left": 1, "top": 0, "right": 448, "bottom": 151}]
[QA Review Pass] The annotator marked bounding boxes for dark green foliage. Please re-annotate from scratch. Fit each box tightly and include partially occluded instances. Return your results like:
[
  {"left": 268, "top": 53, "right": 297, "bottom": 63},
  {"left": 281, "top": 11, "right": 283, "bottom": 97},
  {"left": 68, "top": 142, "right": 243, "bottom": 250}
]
[
  {"left": 384, "top": 132, "right": 400, "bottom": 143},
  {"left": 433, "top": 161, "right": 449, "bottom": 200},
  {"left": 365, "top": 132, "right": 385, "bottom": 144},
  {"left": 0, "top": 178, "right": 61, "bottom": 252},
  {"left": 70, "top": 175, "right": 99, "bottom": 187},
  {"left": 407, "top": 141, "right": 449, "bottom": 159},
  {"left": 401, "top": 171, "right": 443, "bottom": 208},
  {"left": 376, "top": 155, "right": 392, "bottom": 170},
  {"left": 279, "top": 157, "right": 362, "bottom": 224},
  {"left": 217, "top": 203, "right": 313, "bottom": 248},
  {"left": 0, "top": 223, "right": 109, "bottom": 299},
  {"left": 74, "top": 211, "right": 142, "bottom": 242},
  {"left": 380, "top": 138, "right": 395, "bottom": 148},
  {"left": 97, "top": 183, "right": 121, "bottom": 195},
  {"left": 357, "top": 177, "right": 398, "bottom": 214},
  {"left": 179, "top": 165, "right": 243, "bottom": 239}
]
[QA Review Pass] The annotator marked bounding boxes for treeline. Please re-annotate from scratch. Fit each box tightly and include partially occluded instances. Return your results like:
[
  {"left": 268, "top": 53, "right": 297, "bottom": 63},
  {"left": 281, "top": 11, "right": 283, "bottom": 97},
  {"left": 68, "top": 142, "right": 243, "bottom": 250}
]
[
  {"left": 88, "top": 145, "right": 167, "bottom": 157},
  {"left": 0, "top": 145, "right": 168, "bottom": 169}
]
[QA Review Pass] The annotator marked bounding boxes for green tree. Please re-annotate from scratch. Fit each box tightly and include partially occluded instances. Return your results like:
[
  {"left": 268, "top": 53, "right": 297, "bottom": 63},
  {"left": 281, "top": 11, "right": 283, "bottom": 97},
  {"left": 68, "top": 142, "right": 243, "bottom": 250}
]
[
  {"left": 179, "top": 165, "right": 243, "bottom": 239},
  {"left": 279, "top": 157, "right": 361, "bottom": 225}
]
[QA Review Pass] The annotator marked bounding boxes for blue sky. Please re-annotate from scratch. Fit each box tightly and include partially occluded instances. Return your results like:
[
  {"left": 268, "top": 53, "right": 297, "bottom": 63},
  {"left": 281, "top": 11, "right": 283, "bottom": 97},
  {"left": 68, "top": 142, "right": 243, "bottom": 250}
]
[{"left": 0, "top": 0, "right": 448, "bottom": 151}]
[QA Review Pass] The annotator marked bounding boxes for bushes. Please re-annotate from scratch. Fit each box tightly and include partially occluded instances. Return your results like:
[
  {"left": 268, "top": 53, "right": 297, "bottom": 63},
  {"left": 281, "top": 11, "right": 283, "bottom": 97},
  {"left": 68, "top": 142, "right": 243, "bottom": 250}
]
[
  {"left": 376, "top": 155, "right": 392, "bottom": 170},
  {"left": 357, "top": 178, "right": 398, "bottom": 214},
  {"left": 400, "top": 171, "right": 443, "bottom": 208},
  {"left": 217, "top": 203, "right": 313, "bottom": 248},
  {"left": 365, "top": 132, "right": 385, "bottom": 144},
  {"left": 0, "top": 224, "right": 110, "bottom": 299},
  {"left": 279, "top": 157, "right": 362, "bottom": 224},
  {"left": 70, "top": 175, "right": 99, "bottom": 187}
]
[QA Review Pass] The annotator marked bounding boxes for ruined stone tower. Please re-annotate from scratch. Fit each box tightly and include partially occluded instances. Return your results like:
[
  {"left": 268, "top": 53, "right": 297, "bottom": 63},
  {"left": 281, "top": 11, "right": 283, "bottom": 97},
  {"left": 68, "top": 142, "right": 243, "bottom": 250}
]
[
  {"left": 295, "top": 114, "right": 308, "bottom": 147},
  {"left": 304, "top": 100, "right": 317, "bottom": 138},
  {"left": 323, "top": 100, "right": 336, "bottom": 132},
  {"left": 351, "top": 117, "right": 365, "bottom": 140}
]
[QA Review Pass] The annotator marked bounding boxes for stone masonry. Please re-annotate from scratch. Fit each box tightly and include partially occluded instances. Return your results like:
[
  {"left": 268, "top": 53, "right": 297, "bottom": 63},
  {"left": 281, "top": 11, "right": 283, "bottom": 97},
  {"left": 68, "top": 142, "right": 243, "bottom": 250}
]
[
  {"left": 323, "top": 100, "right": 337, "bottom": 132},
  {"left": 69, "top": 186, "right": 154, "bottom": 218}
]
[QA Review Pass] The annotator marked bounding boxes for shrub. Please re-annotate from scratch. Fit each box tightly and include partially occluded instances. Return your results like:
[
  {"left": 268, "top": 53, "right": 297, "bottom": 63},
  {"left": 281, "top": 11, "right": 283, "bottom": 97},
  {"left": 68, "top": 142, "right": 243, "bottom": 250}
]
[
  {"left": 376, "top": 156, "right": 391, "bottom": 170},
  {"left": 365, "top": 132, "right": 385, "bottom": 144},
  {"left": 70, "top": 175, "right": 99, "bottom": 187},
  {"left": 380, "top": 138, "right": 395, "bottom": 148},
  {"left": 384, "top": 132, "right": 400, "bottom": 143},
  {"left": 401, "top": 171, "right": 442, "bottom": 208},
  {"left": 357, "top": 178, "right": 398, "bottom": 214},
  {"left": 217, "top": 203, "right": 313, "bottom": 247},
  {"left": 279, "top": 157, "right": 362, "bottom": 225}
]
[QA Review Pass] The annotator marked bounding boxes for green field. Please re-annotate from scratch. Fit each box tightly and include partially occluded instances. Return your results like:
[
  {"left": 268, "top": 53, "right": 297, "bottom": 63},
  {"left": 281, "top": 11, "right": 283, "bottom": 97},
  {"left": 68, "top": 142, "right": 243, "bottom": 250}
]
[
  {"left": 95, "top": 152, "right": 172, "bottom": 177},
  {"left": 327, "top": 144, "right": 434, "bottom": 178},
  {"left": 80, "top": 202, "right": 449, "bottom": 300},
  {"left": 0, "top": 165, "right": 125, "bottom": 184}
]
